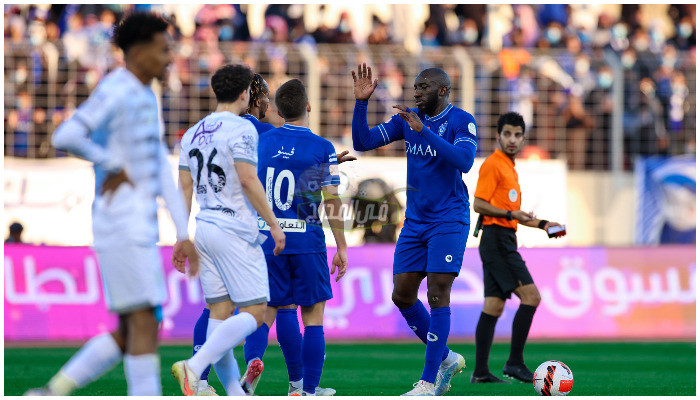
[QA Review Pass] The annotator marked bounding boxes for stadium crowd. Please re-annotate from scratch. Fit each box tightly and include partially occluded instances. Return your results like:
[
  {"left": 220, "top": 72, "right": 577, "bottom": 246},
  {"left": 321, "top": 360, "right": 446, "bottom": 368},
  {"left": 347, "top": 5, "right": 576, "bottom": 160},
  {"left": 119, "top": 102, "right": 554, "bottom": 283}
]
[{"left": 4, "top": 4, "right": 696, "bottom": 170}]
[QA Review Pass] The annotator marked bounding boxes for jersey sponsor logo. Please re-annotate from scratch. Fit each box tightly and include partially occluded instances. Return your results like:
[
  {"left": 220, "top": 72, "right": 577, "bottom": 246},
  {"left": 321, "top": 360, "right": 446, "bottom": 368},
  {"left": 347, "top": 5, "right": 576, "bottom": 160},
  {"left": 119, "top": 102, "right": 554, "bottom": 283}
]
[
  {"left": 509, "top": 188, "right": 518, "bottom": 202},
  {"left": 328, "top": 152, "right": 337, "bottom": 163},
  {"left": 438, "top": 122, "right": 448, "bottom": 137},
  {"left": 258, "top": 217, "right": 307, "bottom": 232},
  {"left": 405, "top": 141, "right": 437, "bottom": 157},
  {"left": 191, "top": 120, "right": 222, "bottom": 145},
  {"left": 427, "top": 332, "right": 438, "bottom": 342},
  {"left": 272, "top": 146, "right": 295, "bottom": 159},
  {"left": 468, "top": 122, "right": 476, "bottom": 135},
  {"left": 445, "top": 254, "right": 453, "bottom": 262}
]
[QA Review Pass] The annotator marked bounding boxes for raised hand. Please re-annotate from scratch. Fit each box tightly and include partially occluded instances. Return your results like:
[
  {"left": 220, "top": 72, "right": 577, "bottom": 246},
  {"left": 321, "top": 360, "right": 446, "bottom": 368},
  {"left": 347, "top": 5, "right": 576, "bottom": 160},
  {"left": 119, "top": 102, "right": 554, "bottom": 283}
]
[
  {"left": 393, "top": 105, "right": 425, "bottom": 133},
  {"left": 351, "top": 63, "right": 378, "bottom": 101}
]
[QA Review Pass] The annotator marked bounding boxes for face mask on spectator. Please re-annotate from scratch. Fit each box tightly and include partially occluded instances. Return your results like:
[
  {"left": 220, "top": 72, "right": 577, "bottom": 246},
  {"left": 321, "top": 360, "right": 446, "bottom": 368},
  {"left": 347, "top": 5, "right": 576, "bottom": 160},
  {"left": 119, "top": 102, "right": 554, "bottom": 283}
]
[
  {"left": 678, "top": 23, "right": 693, "bottom": 38},
  {"left": 462, "top": 27, "right": 478, "bottom": 44},
  {"left": 220, "top": 25, "right": 233, "bottom": 41},
  {"left": 14, "top": 68, "right": 27, "bottom": 84},
  {"left": 575, "top": 58, "right": 590, "bottom": 75},
  {"left": 598, "top": 72, "right": 613, "bottom": 88},
  {"left": 633, "top": 38, "right": 649, "bottom": 52},
  {"left": 546, "top": 27, "right": 562, "bottom": 44},
  {"left": 663, "top": 56, "right": 677, "bottom": 68},
  {"left": 621, "top": 53, "right": 636, "bottom": 69},
  {"left": 612, "top": 23, "right": 627, "bottom": 39},
  {"left": 339, "top": 20, "right": 351, "bottom": 33}
]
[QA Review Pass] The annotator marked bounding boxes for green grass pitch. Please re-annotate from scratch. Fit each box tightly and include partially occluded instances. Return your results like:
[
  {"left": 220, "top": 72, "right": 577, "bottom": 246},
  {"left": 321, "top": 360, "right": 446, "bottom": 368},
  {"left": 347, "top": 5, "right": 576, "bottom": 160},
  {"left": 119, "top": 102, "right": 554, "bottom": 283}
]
[{"left": 5, "top": 341, "right": 695, "bottom": 396}]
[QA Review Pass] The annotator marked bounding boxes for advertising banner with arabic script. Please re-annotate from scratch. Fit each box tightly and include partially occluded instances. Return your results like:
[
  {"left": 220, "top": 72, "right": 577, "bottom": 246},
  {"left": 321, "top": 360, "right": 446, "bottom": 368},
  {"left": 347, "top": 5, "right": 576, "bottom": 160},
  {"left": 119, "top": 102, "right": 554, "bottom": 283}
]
[{"left": 4, "top": 244, "right": 695, "bottom": 341}]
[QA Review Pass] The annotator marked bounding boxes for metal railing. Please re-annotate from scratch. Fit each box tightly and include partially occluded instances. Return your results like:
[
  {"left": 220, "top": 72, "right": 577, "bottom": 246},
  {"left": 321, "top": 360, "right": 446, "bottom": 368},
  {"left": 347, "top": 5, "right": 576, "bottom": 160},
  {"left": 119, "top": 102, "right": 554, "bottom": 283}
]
[{"left": 5, "top": 40, "right": 695, "bottom": 171}]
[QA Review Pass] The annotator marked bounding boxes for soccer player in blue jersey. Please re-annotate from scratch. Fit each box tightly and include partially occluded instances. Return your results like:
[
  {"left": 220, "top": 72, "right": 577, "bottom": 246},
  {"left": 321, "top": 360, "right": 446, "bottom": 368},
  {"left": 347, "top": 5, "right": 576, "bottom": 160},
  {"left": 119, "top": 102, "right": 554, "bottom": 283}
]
[
  {"left": 246, "top": 78, "right": 348, "bottom": 396},
  {"left": 241, "top": 73, "right": 276, "bottom": 134},
  {"left": 351, "top": 64, "right": 477, "bottom": 396}
]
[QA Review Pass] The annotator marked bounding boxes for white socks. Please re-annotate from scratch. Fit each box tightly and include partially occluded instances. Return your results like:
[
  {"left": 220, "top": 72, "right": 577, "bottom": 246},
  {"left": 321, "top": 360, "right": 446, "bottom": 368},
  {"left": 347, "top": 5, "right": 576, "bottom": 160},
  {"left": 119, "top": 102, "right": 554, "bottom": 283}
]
[
  {"left": 188, "top": 312, "right": 257, "bottom": 377},
  {"left": 124, "top": 353, "right": 161, "bottom": 395},
  {"left": 50, "top": 333, "right": 122, "bottom": 395},
  {"left": 213, "top": 349, "right": 245, "bottom": 395}
]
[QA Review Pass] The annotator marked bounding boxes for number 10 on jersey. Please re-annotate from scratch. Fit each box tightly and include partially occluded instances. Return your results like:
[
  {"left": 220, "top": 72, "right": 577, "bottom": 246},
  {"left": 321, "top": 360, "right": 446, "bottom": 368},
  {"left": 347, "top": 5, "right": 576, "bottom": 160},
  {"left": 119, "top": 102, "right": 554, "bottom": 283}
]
[{"left": 265, "top": 167, "right": 295, "bottom": 212}]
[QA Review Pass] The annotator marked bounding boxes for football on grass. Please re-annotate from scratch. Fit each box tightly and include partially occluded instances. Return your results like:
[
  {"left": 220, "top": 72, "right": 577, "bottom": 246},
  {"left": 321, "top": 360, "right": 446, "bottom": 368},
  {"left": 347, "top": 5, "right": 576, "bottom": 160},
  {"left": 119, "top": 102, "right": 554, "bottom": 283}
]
[{"left": 533, "top": 360, "right": 574, "bottom": 396}]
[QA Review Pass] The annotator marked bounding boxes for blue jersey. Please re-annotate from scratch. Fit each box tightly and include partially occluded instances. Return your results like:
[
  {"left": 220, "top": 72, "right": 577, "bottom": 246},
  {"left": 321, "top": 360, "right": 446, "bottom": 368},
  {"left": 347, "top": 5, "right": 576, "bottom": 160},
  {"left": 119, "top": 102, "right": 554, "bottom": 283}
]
[
  {"left": 243, "top": 114, "right": 275, "bottom": 135},
  {"left": 258, "top": 124, "right": 340, "bottom": 254},
  {"left": 353, "top": 102, "right": 477, "bottom": 225}
]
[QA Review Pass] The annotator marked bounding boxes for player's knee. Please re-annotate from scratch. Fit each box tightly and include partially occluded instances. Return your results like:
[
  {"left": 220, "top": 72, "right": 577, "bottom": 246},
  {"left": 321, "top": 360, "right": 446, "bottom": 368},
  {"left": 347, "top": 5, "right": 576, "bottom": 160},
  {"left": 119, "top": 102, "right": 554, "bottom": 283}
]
[
  {"left": 391, "top": 291, "right": 416, "bottom": 309},
  {"left": 521, "top": 287, "right": 542, "bottom": 307},
  {"left": 483, "top": 298, "right": 505, "bottom": 317},
  {"left": 426, "top": 289, "right": 450, "bottom": 309}
]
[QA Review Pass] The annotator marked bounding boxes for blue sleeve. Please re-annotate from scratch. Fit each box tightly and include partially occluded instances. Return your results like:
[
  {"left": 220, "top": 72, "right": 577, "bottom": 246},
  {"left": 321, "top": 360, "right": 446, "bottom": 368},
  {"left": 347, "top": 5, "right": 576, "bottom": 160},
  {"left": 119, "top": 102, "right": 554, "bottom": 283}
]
[
  {"left": 321, "top": 141, "right": 341, "bottom": 187},
  {"left": 352, "top": 100, "right": 404, "bottom": 151},
  {"left": 419, "top": 114, "right": 477, "bottom": 174}
]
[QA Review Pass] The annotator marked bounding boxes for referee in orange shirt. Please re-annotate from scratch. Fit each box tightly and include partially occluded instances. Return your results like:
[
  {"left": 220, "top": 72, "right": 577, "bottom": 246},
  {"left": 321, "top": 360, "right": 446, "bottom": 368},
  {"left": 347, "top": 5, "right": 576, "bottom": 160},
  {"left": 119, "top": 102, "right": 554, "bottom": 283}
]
[{"left": 470, "top": 112, "right": 565, "bottom": 384}]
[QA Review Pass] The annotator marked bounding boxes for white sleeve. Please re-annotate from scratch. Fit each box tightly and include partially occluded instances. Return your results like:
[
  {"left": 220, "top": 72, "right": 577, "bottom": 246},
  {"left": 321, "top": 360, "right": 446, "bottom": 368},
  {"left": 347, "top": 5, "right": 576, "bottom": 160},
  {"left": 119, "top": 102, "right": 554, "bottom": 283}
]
[
  {"left": 230, "top": 122, "right": 258, "bottom": 165},
  {"left": 157, "top": 144, "right": 190, "bottom": 241},
  {"left": 51, "top": 117, "right": 121, "bottom": 173},
  {"left": 51, "top": 85, "right": 122, "bottom": 172}
]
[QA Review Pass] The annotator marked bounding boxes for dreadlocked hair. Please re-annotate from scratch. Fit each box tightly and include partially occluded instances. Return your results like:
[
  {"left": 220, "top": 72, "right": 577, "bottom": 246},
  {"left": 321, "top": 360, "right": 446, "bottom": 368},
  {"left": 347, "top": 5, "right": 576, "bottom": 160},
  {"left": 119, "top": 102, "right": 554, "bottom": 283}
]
[{"left": 248, "top": 73, "right": 268, "bottom": 110}]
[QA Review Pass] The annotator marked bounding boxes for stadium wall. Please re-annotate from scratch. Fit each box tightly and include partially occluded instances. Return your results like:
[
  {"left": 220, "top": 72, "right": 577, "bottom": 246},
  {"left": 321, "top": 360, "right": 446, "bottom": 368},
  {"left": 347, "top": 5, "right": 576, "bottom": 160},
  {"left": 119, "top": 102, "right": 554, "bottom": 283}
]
[
  {"left": 4, "top": 156, "right": 635, "bottom": 246},
  {"left": 4, "top": 243, "right": 695, "bottom": 341}
]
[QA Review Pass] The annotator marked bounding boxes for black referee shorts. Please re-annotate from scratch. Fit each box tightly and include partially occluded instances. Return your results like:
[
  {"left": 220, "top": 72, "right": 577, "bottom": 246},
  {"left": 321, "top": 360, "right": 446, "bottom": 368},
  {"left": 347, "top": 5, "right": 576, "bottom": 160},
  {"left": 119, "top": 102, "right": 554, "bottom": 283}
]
[{"left": 478, "top": 224, "right": 534, "bottom": 299}]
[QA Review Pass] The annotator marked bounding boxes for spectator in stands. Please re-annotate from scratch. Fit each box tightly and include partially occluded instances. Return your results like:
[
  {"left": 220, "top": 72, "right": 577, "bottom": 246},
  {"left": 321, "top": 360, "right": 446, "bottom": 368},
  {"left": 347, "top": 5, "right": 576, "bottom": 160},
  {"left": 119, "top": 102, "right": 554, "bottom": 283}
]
[
  {"left": 5, "top": 222, "right": 24, "bottom": 243},
  {"left": 584, "top": 65, "right": 614, "bottom": 169},
  {"left": 562, "top": 92, "right": 594, "bottom": 170}
]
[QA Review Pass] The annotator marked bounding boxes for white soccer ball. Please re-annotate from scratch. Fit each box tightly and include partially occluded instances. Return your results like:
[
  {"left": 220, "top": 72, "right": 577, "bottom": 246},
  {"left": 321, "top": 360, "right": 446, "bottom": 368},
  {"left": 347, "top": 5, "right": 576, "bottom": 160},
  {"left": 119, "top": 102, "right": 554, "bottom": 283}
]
[{"left": 533, "top": 360, "right": 574, "bottom": 396}]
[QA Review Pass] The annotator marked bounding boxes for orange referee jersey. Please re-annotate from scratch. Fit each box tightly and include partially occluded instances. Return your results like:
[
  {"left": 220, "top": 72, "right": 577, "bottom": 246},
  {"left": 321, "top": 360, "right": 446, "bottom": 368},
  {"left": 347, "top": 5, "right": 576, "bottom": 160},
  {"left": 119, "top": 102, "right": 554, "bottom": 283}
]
[{"left": 474, "top": 148, "right": 521, "bottom": 231}]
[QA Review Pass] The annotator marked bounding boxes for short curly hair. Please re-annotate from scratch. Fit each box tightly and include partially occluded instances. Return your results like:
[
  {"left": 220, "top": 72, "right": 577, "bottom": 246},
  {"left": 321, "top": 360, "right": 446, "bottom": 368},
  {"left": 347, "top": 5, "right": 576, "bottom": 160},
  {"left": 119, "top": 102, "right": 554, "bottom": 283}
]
[
  {"left": 113, "top": 12, "right": 169, "bottom": 53},
  {"left": 211, "top": 64, "right": 254, "bottom": 103},
  {"left": 248, "top": 73, "right": 269, "bottom": 109}
]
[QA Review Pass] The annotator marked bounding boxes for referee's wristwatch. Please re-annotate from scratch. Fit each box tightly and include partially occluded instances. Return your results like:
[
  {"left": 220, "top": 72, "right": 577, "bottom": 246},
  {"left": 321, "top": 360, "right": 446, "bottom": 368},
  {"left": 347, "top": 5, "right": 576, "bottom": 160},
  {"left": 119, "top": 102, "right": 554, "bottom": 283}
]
[{"left": 505, "top": 210, "right": 513, "bottom": 221}]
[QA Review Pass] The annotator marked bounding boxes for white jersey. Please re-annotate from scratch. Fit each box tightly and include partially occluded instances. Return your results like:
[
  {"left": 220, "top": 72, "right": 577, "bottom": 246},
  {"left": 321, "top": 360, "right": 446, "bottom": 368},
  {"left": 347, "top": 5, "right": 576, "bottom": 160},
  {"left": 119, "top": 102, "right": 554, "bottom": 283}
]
[
  {"left": 179, "top": 111, "right": 263, "bottom": 245},
  {"left": 52, "top": 67, "right": 189, "bottom": 246}
]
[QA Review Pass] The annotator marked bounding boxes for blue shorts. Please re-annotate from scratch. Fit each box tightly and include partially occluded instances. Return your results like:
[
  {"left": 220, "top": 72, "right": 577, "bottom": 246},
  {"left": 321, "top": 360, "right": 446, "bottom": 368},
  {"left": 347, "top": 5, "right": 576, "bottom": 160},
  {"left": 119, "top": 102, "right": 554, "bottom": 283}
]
[
  {"left": 393, "top": 219, "right": 469, "bottom": 275},
  {"left": 266, "top": 252, "right": 333, "bottom": 307}
]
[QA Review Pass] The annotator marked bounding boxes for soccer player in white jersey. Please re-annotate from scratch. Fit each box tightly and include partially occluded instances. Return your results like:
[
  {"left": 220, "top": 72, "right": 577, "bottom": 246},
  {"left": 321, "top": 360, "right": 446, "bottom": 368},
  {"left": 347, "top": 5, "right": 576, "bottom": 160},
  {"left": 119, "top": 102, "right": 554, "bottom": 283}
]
[
  {"left": 25, "top": 12, "right": 198, "bottom": 396},
  {"left": 171, "top": 64, "right": 285, "bottom": 396}
]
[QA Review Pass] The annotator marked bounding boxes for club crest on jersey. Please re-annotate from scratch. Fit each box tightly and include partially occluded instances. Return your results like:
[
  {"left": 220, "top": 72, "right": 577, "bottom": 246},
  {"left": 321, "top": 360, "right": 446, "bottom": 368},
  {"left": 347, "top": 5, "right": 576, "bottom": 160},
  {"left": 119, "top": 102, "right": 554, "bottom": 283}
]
[
  {"left": 272, "top": 146, "right": 295, "bottom": 159},
  {"left": 468, "top": 122, "right": 477, "bottom": 135},
  {"left": 509, "top": 189, "right": 518, "bottom": 202},
  {"left": 438, "top": 122, "right": 448, "bottom": 137}
]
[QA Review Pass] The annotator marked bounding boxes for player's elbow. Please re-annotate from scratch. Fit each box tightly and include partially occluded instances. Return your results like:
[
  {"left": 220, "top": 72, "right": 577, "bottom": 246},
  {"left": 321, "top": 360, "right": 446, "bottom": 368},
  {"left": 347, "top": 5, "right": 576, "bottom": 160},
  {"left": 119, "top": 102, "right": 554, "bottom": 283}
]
[
  {"left": 51, "top": 125, "right": 71, "bottom": 150},
  {"left": 239, "top": 175, "right": 258, "bottom": 189}
]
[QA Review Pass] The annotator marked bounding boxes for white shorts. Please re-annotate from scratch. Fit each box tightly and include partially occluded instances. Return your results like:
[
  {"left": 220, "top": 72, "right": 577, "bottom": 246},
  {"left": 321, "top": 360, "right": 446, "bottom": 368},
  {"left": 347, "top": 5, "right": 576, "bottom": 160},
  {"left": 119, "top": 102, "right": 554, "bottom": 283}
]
[
  {"left": 195, "top": 220, "right": 269, "bottom": 307},
  {"left": 95, "top": 245, "right": 166, "bottom": 314}
]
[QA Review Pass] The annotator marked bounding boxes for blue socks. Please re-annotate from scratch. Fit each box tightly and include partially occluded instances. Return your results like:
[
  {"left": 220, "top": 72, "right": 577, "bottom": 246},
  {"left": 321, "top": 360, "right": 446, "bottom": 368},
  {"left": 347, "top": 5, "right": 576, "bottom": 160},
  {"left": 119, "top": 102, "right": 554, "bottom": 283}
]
[
  {"left": 244, "top": 323, "right": 269, "bottom": 364},
  {"left": 276, "top": 309, "right": 303, "bottom": 382},
  {"left": 420, "top": 307, "right": 451, "bottom": 384},
  {"left": 192, "top": 308, "right": 211, "bottom": 381},
  {"left": 399, "top": 301, "right": 450, "bottom": 361},
  {"left": 302, "top": 325, "right": 325, "bottom": 394}
]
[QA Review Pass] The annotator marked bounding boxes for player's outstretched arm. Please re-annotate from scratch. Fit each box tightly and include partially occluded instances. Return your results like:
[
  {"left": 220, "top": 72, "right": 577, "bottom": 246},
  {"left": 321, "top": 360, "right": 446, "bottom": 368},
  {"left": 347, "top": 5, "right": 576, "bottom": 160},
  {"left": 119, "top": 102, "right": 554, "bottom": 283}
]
[
  {"left": 235, "top": 161, "right": 286, "bottom": 255},
  {"left": 322, "top": 184, "right": 348, "bottom": 281}
]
